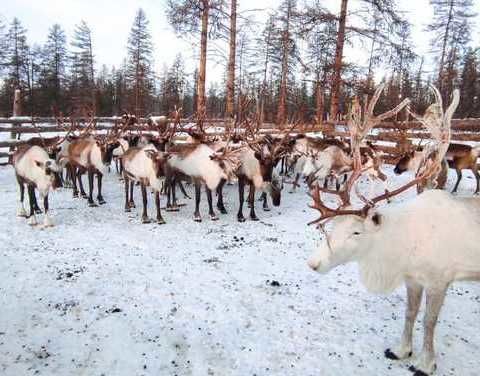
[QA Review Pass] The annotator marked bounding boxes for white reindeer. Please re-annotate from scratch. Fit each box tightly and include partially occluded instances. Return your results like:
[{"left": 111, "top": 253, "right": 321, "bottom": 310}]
[
  {"left": 308, "top": 86, "right": 467, "bottom": 375},
  {"left": 12, "top": 145, "right": 61, "bottom": 226}
]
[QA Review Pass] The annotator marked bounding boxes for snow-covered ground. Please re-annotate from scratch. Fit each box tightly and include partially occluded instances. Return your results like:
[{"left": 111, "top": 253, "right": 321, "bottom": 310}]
[{"left": 0, "top": 165, "right": 479, "bottom": 376}]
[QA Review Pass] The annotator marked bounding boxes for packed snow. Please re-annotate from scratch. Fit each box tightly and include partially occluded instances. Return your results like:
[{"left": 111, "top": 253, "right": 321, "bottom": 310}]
[{"left": 0, "top": 164, "right": 479, "bottom": 376}]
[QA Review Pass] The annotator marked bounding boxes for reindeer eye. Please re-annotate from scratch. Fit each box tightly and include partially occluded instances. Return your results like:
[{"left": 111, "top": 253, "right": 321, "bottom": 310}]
[{"left": 353, "top": 231, "right": 361, "bottom": 236}]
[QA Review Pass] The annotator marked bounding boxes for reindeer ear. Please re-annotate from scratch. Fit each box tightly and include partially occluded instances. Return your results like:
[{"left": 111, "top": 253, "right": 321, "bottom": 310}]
[{"left": 365, "top": 210, "right": 382, "bottom": 231}]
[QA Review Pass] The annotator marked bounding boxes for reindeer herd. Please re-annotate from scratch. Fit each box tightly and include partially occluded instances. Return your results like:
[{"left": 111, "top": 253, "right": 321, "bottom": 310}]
[{"left": 7, "top": 85, "right": 480, "bottom": 375}]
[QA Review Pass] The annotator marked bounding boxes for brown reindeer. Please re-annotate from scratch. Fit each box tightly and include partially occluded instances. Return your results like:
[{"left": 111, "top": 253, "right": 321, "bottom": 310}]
[
  {"left": 65, "top": 132, "right": 120, "bottom": 206},
  {"left": 394, "top": 143, "right": 480, "bottom": 194}
]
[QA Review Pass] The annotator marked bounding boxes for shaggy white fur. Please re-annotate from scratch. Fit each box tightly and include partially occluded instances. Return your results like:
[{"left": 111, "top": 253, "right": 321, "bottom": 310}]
[
  {"left": 123, "top": 145, "right": 164, "bottom": 191},
  {"left": 168, "top": 144, "right": 227, "bottom": 190},
  {"left": 309, "top": 190, "right": 480, "bottom": 292}
]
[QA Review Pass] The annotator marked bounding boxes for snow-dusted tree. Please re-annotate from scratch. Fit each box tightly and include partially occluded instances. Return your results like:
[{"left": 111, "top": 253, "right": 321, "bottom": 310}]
[{"left": 125, "top": 8, "right": 154, "bottom": 116}]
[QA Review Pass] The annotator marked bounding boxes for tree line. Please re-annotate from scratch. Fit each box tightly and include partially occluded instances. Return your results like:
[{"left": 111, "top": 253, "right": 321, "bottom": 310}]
[{"left": 0, "top": 0, "right": 479, "bottom": 122}]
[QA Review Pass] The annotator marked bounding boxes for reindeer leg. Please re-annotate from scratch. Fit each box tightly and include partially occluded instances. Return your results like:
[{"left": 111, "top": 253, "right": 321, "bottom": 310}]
[
  {"left": 16, "top": 176, "right": 27, "bottom": 217},
  {"left": 193, "top": 181, "right": 202, "bottom": 222},
  {"left": 166, "top": 177, "right": 173, "bottom": 210},
  {"left": 410, "top": 285, "right": 448, "bottom": 376},
  {"left": 97, "top": 173, "right": 106, "bottom": 204},
  {"left": 472, "top": 167, "right": 480, "bottom": 195},
  {"left": 69, "top": 165, "right": 78, "bottom": 195},
  {"left": 289, "top": 173, "right": 300, "bottom": 193},
  {"left": 78, "top": 170, "right": 87, "bottom": 198},
  {"left": 206, "top": 187, "right": 218, "bottom": 221},
  {"left": 27, "top": 185, "right": 37, "bottom": 226},
  {"left": 178, "top": 180, "right": 191, "bottom": 199},
  {"left": 249, "top": 184, "right": 259, "bottom": 221},
  {"left": 42, "top": 193, "right": 53, "bottom": 227},
  {"left": 237, "top": 177, "right": 246, "bottom": 222},
  {"left": 216, "top": 178, "right": 227, "bottom": 214},
  {"left": 171, "top": 179, "right": 180, "bottom": 211},
  {"left": 129, "top": 181, "right": 135, "bottom": 208},
  {"left": 141, "top": 184, "right": 151, "bottom": 223},
  {"left": 87, "top": 170, "right": 97, "bottom": 207},
  {"left": 385, "top": 279, "right": 423, "bottom": 360},
  {"left": 261, "top": 192, "right": 270, "bottom": 211},
  {"left": 452, "top": 169, "right": 462, "bottom": 194},
  {"left": 155, "top": 191, "right": 165, "bottom": 224},
  {"left": 124, "top": 176, "right": 131, "bottom": 212}
]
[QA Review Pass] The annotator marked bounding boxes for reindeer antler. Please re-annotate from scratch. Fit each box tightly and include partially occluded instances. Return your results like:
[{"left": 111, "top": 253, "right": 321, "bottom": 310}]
[{"left": 309, "top": 84, "right": 411, "bottom": 225}]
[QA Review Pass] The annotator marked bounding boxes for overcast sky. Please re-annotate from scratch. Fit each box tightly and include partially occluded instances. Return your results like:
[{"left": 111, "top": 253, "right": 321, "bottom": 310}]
[{"left": 2, "top": 0, "right": 480, "bottom": 84}]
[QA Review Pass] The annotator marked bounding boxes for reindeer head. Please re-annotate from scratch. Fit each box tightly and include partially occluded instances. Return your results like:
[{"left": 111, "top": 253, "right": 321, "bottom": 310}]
[
  {"left": 145, "top": 150, "right": 171, "bottom": 179},
  {"left": 34, "top": 159, "right": 62, "bottom": 189},
  {"left": 394, "top": 150, "right": 417, "bottom": 175},
  {"left": 95, "top": 136, "right": 121, "bottom": 167}
]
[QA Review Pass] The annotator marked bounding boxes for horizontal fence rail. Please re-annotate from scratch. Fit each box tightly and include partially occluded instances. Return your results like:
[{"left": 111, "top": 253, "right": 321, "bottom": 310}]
[{"left": 0, "top": 117, "right": 480, "bottom": 166}]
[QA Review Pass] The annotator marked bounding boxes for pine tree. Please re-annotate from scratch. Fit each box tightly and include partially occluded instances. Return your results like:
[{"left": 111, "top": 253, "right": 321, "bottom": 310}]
[
  {"left": 39, "top": 24, "right": 67, "bottom": 111},
  {"left": 0, "top": 18, "right": 30, "bottom": 114},
  {"left": 427, "top": 0, "right": 477, "bottom": 99},
  {"left": 458, "top": 49, "right": 479, "bottom": 118},
  {"left": 125, "top": 8, "right": 154, "bottom": 116},
  {"left": 166, "top": 0, "right": 226, "bottom": 122},
  {"left": 70, "top": 20, "right": 95, "bottom": 110}
]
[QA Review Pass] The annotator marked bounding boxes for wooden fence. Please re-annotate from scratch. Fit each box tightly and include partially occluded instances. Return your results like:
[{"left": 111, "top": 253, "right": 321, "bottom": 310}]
[{"left": 1, "top": 117, "right": 480, "bottom": 166}]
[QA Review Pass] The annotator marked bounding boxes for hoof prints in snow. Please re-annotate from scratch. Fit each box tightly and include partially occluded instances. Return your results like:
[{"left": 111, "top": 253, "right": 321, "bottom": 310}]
[{"left": 0, "top": 165, "right": 479, "bottom": 375}]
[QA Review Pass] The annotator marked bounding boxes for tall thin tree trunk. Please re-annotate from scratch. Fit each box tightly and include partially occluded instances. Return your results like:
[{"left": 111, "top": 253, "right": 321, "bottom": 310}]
[
  {"left": 276, "top": 1, "right": 292, "bottom": 127},
  {"left": 316, "top": 81, "right": 324, "bottom": 127},
  {"left": 226, "top": 0, "right": 237, "bottom": 120},
  {"left": 438, "top": 0, "right": 454, "bottom": 93},
  {"left": 330, "top": 0, "right": 348, "bottom": 121},
  {"left": 197, "top": 0, "right": 210, "bottom": 127}
]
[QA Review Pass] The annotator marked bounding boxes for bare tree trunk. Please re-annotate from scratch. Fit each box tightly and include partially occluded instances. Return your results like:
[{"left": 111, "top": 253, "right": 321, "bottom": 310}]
[
  {"left": 197, "top": 0, "right": 210, "bottom": 127},
  {"left": 438, "top": 0, "right": 454, "bottom": 93},
  {"left": 316, "top": 81, "right": 324, "bottom": 127},
  {"left": 226, "top": 0, "right": 237, "bottom": 120},
  {"left": 330, "top": 0, "right": 348, "bottom": 121},
  {"left": 11, "top": 89, "right": 22, "bottom": 150},
  {"left": 276, "top": 2, "right": 292, "bottom": 127}
]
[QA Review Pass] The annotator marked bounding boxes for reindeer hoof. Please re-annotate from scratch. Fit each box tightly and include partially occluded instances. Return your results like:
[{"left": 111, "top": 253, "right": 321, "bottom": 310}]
[
  {"left": 217, "top": 206, "right": 227, "bottom": 214},
  {"left": 124, "top": 207, "right": 131, "bottom": 212},
  {"left": 98, "top": 198, "right": 106, "bottom": 205},
  {"left": 88, "top": 201, "right": 98, "bottom": 207},
  {"left": 81, "top": 193, "right": 88, "bottom": 199},
  {"left": 384, "top": 349, "right": 399, "bottom": 360},
  {"left": 157, "top": 218, "right": 166, "bottom": 225},
  {"left": 263, "top": 207, "right": 270, "bottom": 212},
  {"left": 250, "top": 215, "right": 259, "bottom": 221},
  {"left": 193, "top": 215, "right": 202, "bottom": 222},
  {"left": 27, "top": 216, "right": 38, "bottom": 226},
  {"left": 142, "top": 217, "right": 152, "bottom": 224},
  {"left": 474, "top": 191, "right": 480, "bottom": 196},
  {"left": 73, "top": 192, "right": 79, "bottom": 198},
  {"left": 210, "top": 214, "right": 219, "bottom": 221},
  {"left": 17, "top": 208, "right": 27, "bottom": 217},
  {"left": 43, "top": 216, "right": 54, "bottom": 227},
  {"left": 129, "top": 202, "right": 136, "bottom": 208},
  {"left": 34, "top": 208, "right": 42, "bottom": 214}
]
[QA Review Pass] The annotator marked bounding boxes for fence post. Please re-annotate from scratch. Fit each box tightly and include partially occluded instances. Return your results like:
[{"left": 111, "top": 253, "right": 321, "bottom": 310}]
[{"left": 10, "top": 88, "right": 22, "bottom": 151}]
